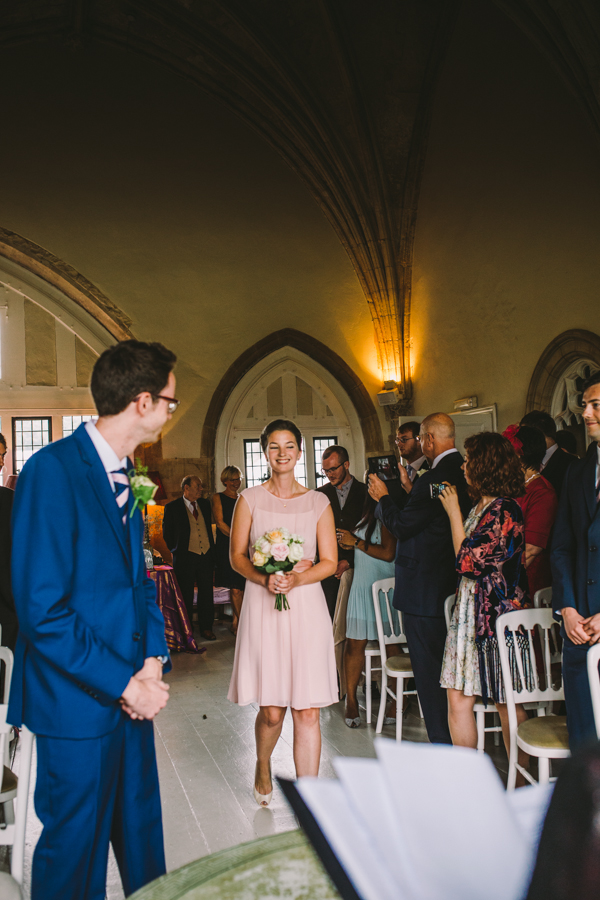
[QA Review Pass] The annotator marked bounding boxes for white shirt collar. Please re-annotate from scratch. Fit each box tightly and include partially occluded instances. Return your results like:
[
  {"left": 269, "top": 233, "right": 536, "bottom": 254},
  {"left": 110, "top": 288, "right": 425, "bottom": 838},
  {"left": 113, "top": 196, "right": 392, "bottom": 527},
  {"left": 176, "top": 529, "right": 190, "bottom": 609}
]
[
  {"left": 85, "top": 421, "right": 128, "bottom": 490},
  {"left": 432, "top": 448, "right": 458, "bottom": 469},
  {"left": 184, "top": 496, "right": 198, "bottom": 514},
  {"left": 541, "top": 442, "right": 559, "bottom": 469},
  {"left": 406, "top": 455, "right": 426, "bottom": 480}
]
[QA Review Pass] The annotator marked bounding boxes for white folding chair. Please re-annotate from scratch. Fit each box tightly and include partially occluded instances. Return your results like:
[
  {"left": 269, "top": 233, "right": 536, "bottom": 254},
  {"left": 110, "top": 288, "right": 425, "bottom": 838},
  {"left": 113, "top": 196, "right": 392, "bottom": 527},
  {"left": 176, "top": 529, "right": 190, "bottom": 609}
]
[
  {"left": 533, "top": 587, "right": 552, "bottom": 609},
  {"left": 586, "top": 643, "right": 600, "bottom": 739},
  {"left": 372, "top": 578, "right": 416, "bottom": 740},
  {"left": 443, "top": 595, "right": 501, "bottom": 752},
  {"left": 496, "top": 608, "right": 570, "bottom": 790},
  {"left": 0, "top": 704, "right": 35, "bottom": 885}
]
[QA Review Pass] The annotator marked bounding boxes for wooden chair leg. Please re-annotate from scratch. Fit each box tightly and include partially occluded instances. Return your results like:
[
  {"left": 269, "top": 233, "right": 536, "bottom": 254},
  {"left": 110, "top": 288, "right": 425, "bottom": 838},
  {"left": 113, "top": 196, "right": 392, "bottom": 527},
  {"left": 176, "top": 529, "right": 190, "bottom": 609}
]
[
  {"left": 396, "top": 677, "right": 404, "bottom": 742},
  {"left": 365, "top": 656, "right": 372, "bottom": 725},
  {"left": 476, "top": 708, "right": 485, "bottom": 753},
  {"left": 507, "top": 735, "right": 519, "bottom": 791},
  {"left": 376, "top": 669, "right": 387, "bottom": 734},
  {"left": 538, "top": 756, "right": 550, "bottom": 785}
]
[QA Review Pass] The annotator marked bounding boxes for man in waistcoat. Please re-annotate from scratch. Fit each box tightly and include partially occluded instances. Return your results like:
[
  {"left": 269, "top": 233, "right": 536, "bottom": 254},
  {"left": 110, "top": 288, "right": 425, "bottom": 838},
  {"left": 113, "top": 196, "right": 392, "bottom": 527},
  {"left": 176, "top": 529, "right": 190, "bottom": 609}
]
[
  {"left": 163, "top": 475, "right": 216, "bottom": 641},
  {"left": 317, "top": 445, "right": 367, "bottom": 618}
]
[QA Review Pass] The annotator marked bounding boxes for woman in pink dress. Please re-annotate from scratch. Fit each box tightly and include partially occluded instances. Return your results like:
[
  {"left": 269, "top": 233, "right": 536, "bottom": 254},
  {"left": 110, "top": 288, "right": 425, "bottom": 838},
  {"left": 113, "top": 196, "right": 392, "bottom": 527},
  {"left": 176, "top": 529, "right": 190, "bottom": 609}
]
[{"left": 227, "top": 418, "right": 338, "bottom": 806}]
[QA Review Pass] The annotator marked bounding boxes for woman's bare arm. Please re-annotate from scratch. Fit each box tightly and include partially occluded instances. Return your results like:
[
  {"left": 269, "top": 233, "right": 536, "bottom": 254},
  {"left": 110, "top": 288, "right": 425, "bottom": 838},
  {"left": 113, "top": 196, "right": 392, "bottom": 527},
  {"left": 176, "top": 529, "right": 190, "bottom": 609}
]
[{"left": 211, "top": 493, "right": 230, "bottom": 537}]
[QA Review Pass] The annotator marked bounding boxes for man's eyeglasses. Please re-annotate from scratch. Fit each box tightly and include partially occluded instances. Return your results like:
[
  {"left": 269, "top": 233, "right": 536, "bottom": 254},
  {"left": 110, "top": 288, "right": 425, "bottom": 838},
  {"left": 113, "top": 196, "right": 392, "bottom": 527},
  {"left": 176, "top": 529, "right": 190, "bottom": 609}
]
[
  {"left": 152, "top": 394, "right": 181, "bottom": 414},
  {"left": 321, "top": 462, "right": 345, "bottom": 477},
  {"left": 395, "top": 435, "right": 419, "bottom": 445}
]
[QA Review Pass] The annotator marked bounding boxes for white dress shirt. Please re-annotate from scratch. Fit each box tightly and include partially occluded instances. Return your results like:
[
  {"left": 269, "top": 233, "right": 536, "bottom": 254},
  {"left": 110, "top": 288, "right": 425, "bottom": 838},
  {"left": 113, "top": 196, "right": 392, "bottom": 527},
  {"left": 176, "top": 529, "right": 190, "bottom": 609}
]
[
  {"left": 432, "top": 448, "right": 459, "bottom": 469},
  {"left": 85, "top": 421, "right": 128, "bottom": 493},
  {"left": 405, "top": 454, "right": 426, "bottom": 481},
  {"left": 336, "top": 476, "right": 354, "bottom": 509},
  {"left": 540, "top": 442, "right": 559, "bottom": 471}
]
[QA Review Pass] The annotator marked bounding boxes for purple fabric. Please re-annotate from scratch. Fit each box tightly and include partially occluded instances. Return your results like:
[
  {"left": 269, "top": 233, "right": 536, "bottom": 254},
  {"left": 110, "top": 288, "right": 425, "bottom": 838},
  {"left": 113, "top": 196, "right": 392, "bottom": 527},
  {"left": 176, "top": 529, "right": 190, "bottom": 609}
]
[{"left": 149, "top": 567, "right": 201, "bottom": 654}]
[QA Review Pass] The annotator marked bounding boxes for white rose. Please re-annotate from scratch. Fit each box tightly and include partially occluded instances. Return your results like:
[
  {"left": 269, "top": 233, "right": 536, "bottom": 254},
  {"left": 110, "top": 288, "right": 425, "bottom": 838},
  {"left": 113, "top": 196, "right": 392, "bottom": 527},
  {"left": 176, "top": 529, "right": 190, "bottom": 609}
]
[
  {"left": 288, "top": 542, "right": 304, "bottom": 564},
  {"left": 255, "top": 537, "right": 272, "bottom": 555},
  {"left": 290, "top": 533, "right": 304, "bottom": 544}
]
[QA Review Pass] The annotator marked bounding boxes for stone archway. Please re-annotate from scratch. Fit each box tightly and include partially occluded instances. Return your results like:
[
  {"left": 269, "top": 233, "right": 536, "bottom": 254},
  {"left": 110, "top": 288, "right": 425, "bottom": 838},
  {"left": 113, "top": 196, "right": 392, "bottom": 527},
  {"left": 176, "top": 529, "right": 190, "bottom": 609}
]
[
  {"left": 201, "top": 328, "right": 384, "bottom": 484},
  {"left": 526, "top": 329, "right": 600, "bottom": 412}
]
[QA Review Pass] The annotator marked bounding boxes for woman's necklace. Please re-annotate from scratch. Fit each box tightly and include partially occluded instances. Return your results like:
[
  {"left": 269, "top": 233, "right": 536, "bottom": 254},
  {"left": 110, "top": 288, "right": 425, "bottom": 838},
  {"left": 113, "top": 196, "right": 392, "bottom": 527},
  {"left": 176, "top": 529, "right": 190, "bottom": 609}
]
[{"left": 524, "top": 472, "right": 540, "bottom": 486}]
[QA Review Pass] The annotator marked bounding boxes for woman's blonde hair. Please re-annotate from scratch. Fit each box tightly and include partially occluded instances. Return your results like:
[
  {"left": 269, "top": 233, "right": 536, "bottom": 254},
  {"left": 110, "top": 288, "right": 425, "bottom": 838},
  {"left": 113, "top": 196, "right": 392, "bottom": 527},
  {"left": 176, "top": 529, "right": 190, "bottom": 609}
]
[{"left": 220, "top": 465, "right": 243, "bottom": 485}]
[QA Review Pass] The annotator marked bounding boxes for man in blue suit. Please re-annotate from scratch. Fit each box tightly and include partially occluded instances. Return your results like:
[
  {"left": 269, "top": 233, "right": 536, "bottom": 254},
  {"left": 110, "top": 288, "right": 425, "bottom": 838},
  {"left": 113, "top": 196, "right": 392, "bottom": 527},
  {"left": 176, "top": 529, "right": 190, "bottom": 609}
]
[
  {"left": 8, "top": 340, "right": 177, "bottom": 900},
  {"left": 369, "top": 413, "right": 471, "bottom": 744},
  {"left": 552, "top": 372, "right": 600, "bottom": 751}
]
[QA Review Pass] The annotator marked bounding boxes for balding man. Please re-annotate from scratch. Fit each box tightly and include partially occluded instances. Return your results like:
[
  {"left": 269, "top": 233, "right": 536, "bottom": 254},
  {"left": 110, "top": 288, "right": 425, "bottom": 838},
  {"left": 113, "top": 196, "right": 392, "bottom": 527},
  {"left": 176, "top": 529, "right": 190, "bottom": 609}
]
[{"left": 369, "top": 413, "right": 470, "bottom": 744}]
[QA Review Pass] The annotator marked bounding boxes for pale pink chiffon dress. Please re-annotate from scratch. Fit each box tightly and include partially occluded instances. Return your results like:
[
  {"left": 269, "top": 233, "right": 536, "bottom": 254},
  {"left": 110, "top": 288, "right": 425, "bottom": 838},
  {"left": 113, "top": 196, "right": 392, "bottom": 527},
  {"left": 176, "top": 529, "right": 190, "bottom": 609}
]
[{"left": 227, "top": 485, "right": 338, "bottom": 710}]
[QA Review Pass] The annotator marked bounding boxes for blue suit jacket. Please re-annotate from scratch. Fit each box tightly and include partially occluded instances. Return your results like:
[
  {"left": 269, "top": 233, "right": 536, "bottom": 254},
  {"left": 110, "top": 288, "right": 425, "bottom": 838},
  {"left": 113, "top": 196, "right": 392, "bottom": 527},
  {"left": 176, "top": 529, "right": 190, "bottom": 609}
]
[
  {"left": 551, "top": 442, "right": 600, "bottom": 620},
  {"left": 8, "top": 424, "right": 170, "bottom": 738},
  {"left": 375, "top": 450, "right": 471, "bottom": 617}
]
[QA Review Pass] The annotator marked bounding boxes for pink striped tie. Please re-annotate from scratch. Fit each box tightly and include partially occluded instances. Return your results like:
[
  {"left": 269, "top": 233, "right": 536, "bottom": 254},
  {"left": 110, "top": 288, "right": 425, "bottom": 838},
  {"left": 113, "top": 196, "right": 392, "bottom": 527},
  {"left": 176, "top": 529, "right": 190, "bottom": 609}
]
[{"left": 111, "top": 469, "right": 130, "bottom": 526}]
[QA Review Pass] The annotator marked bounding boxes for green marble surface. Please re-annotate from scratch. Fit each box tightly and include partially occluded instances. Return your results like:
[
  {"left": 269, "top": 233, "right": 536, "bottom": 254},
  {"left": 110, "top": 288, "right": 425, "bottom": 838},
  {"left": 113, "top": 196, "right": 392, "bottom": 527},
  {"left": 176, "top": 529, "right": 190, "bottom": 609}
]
[{"left": 129, "top": 830, "right": 342, "bottom": 900}]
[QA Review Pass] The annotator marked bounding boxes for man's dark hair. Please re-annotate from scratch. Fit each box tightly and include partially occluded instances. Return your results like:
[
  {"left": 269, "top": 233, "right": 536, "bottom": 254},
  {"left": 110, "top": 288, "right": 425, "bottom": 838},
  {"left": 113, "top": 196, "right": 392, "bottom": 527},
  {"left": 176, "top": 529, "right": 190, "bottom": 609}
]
[
  {"left": 398, "top": 421, "right": 421, "bottom": 438},
  {"left": 516, "top": 425, "right": 547, "bottom": 472},
  {"left": 91, "top": 340, "right": 177, "bottom": 417},
  {"left": 520, "top": 409, "right": 557, "bottom": 440},
  {"left": 581, "top": 371, "right": 600, "bottom": 394},
  {"left": 0, "top": 433, "right": 6, "bottom": 449},
  {"left": 181, "top": 475, "right": 202, "bottom": 492},
  {"left": 260, "top": 419, "right": 303, "bottom": 453},
  {"left": 321, "top": 444, "right": 349, "bottom": 464}
]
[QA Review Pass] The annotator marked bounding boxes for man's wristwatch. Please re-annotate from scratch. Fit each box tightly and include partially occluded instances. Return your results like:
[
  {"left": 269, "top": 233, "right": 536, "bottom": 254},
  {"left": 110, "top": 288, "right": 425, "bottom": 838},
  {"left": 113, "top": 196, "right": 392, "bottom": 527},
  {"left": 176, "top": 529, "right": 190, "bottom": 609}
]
[{"left": 155, "top": 655, "right": 169, "bottom": 666}]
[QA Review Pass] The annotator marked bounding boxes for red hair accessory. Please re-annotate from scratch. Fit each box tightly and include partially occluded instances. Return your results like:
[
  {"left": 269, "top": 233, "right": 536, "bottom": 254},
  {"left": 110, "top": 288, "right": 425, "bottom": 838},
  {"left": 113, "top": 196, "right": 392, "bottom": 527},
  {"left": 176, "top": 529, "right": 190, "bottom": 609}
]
[{"left": 502, "top": 424, "right": 523, "bottom": 455}]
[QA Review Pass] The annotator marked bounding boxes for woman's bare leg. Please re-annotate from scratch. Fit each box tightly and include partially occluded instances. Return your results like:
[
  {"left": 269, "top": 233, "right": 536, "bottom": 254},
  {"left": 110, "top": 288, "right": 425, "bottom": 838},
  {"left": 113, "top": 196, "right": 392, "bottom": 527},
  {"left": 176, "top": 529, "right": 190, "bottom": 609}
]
[
  {"left": 447, "top": 688, "right": 477, "bottom": 748},
  {"left": 255, "top": 705, "right": 286, "bottom": 793},
  {"left": 291, "top": 707, "right": 322, "bottom": 777},
  {"left": 344, "top": 638, "right": 368, "bottom": 719},
  {"left": 230, "top": 588, "right": 244, "bottom": 632}
]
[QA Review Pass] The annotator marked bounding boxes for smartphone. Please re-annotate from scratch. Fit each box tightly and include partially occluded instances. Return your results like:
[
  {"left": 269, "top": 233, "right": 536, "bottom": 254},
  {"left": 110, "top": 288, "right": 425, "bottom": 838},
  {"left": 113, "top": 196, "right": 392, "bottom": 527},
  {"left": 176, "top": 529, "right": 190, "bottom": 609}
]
[
  {"left": 367, "top": 454, "right": 400, "bottom": 482},
  {"left": 430, "top": 483, "right": 447, "bottom": 500}
]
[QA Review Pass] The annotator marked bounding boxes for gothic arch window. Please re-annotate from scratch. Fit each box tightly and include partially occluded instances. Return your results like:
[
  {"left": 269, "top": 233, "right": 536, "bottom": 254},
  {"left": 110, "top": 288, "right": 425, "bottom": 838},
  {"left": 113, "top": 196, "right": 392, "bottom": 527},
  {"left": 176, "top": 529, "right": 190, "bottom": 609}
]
[
  {"left": 527, "top": 330, "right": 600, "bottom": 457},
  {"left": 214, "top": 347, "right": 366, "bottom": 490}
]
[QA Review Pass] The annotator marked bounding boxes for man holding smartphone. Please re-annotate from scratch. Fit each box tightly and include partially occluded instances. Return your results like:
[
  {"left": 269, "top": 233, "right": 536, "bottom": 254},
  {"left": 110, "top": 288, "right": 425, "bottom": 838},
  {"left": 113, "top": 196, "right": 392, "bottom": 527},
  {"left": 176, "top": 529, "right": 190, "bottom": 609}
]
[{"left": 369, "top": 413, "right": 470, "bottom": 744}]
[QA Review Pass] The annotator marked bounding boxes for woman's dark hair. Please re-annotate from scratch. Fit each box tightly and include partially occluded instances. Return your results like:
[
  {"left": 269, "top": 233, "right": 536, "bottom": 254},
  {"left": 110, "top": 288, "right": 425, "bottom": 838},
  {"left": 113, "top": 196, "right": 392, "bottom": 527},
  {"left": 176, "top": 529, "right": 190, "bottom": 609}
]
[
  {"left": 355, "top": 491, "right": 378, "bottom": 548},
  {"left": 516, "top": 425, "right": 547, "bottom": 472},
  {"left": 259, "top": 419, "right": 303, "bottom": 453},
  {"left": 464, "top": 432, "right": 525, "bottom": 500},
  {"left": 91, "top": 340, "right": 177, "bottom": 417},
  {"left": 556, "top": 430, "right": 578, "bottom": 455}
]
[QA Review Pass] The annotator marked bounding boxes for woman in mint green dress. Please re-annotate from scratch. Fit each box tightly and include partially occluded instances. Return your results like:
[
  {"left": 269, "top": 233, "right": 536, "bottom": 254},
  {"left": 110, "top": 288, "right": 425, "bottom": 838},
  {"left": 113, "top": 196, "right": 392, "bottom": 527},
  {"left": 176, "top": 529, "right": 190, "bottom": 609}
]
[{"left": 337, "top": 495, "right": 397, "bottom": 727}]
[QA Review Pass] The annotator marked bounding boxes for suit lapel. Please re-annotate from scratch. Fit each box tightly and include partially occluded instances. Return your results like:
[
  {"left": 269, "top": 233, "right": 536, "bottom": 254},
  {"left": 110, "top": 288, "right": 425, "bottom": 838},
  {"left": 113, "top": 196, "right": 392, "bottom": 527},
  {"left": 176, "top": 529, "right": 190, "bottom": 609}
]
[
  {"left": 584, "top": 444, "right": 598, "bottom": 521},
  {"left": 81, "top": 441, "right": 130, "bottom": 564}
]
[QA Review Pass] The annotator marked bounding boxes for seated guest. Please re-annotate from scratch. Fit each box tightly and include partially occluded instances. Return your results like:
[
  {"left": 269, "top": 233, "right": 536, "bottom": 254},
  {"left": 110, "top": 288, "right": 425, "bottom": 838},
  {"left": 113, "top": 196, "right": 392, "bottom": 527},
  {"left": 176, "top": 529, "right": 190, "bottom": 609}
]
[
  {"left": 438, "top": 432, "right": 531, "bottom": 765},
  {"left": 317, "top": 445, "right": 367, "bottom": 618},
  {"left": 163, "top": 475, "right": 216, "bottom": 641},
  {"left": 0, "top": 433, "right": 17, "bottom": 651},
  {"left": 520, "top": 410, "right": 573, "bottom": 498},
  {"left": 505, "top": 425, "right": 558, "bottom": 600},
  {"left": 555, "top": 429, "right": 579, "bottom": 457},
  {"left": 336, "top": 492, "right": 397, "bottom": 728},
  {"left": 212, "top": 466, "right": 246, "bottom": 635}
]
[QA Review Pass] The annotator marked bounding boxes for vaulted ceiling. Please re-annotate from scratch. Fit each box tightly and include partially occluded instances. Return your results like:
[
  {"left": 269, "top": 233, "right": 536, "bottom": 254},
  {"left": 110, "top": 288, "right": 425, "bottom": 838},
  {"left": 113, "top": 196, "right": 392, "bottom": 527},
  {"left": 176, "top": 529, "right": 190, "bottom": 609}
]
[{"left": 1, "top": 0, "right": 599, "bottom": 403}]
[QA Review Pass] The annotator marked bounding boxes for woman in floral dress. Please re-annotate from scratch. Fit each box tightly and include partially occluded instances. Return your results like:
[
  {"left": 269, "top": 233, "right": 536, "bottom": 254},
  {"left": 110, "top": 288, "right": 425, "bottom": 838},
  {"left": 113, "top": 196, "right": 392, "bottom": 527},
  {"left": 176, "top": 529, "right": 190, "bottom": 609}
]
[{"left": 438, "top": 431, "right": 531, "bottom": 759}]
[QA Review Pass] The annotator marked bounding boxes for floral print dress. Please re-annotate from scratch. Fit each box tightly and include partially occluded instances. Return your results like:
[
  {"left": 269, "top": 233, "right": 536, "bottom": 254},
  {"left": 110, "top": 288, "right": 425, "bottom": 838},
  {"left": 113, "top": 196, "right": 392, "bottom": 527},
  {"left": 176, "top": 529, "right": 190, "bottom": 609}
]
[{"left": 440, "top": 497, "right": 529, "bottom": 704}]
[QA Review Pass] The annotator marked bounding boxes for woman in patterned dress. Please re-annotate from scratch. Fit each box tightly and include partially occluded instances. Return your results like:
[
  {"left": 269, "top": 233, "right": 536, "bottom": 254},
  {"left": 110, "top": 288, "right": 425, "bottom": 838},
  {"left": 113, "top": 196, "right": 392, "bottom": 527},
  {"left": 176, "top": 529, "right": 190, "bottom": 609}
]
[{"left": 438, "top": 431, "right": 530, "bottom": 758}]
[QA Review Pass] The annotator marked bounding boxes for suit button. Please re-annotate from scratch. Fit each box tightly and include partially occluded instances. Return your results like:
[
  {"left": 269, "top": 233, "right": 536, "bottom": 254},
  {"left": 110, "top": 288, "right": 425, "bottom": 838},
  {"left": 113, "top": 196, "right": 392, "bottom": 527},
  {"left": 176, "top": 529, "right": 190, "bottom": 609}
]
[
  {"left": 587, "top": 579, "right": 596, "bottom": 585},
  {"left": 133, "top": 632, "right": 141, "bottom": 641},
  {"left": 590, "top": 546, "right": 598, "bottom": 552}
]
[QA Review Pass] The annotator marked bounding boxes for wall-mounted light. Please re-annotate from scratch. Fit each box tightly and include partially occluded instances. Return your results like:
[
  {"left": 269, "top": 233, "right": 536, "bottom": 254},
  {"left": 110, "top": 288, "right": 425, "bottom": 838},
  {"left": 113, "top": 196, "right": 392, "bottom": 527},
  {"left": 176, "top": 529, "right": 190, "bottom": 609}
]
[
  {"left": 377, "top": 380, "right": 403, "bottom": 407},
  {"left": 454, "top": 396, "right": 478, "bottom": 411}
]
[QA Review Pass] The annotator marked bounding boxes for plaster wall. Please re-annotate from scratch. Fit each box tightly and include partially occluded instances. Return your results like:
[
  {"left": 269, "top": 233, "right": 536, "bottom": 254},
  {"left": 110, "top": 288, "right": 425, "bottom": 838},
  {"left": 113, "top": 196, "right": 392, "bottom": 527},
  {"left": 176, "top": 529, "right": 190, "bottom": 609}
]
[
  {"left": 0, "top": 43, "right": 381, "bottom": 459},
  {"left": 412, "top": 0, "right": 600, "bottom": 430}
]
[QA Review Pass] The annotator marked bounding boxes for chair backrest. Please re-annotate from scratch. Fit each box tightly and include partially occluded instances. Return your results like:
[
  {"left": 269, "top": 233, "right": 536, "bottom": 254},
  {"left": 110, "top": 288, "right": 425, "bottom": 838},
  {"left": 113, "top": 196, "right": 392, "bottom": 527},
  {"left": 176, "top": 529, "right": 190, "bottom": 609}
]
[
  {"left": 371, "top": 578, "right": 404, "bottom": 662},
  {"left": 443, "top": 594, "right": 456, "bottom": 630},
  {"left": 533, "top": 587, "right": 553, "bottom": 609},
  {"left": 0, "top": 705, "right": 35, "bottom": 885},
  {"left": 0, "top": 647, "right": 14, "bottom": 704},
  {"left": 496, "top": 608, "right": 563, "bottom": 734},
  {"left": 587, "top": 644, "right": 600, "bottom": 740}
]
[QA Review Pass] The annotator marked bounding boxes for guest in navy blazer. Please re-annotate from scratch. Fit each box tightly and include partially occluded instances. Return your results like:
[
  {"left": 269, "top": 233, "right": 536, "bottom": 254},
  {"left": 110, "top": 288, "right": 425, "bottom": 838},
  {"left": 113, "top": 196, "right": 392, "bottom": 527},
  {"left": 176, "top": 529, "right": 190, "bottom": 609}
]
[
  {"left": 9, "top": 340, "right": 176, "bottom": 900},
  {"left": 369, "top": 413, "right": 471, "bottom": 743},
  {"left": 551, "top": 372, "right": 600, "bottom": 751}
]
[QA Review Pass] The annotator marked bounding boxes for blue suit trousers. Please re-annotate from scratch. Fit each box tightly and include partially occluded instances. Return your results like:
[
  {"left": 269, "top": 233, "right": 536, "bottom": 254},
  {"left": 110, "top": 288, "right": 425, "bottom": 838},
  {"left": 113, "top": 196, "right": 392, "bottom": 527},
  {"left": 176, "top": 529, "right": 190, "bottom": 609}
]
[
  {"left": 32, "top": 716, "right": 165, "bottom": 900},
  {"left": 562, "top": 637, "right": 597, "bottom": 752}
]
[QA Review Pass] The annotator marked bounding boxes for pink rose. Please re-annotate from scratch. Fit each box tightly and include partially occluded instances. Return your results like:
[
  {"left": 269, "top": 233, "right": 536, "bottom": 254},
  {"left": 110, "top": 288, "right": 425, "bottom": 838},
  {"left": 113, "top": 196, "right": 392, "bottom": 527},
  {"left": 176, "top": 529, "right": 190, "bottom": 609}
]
[{"left": 271, "top": 542, "right": 289, "bottom": 562}]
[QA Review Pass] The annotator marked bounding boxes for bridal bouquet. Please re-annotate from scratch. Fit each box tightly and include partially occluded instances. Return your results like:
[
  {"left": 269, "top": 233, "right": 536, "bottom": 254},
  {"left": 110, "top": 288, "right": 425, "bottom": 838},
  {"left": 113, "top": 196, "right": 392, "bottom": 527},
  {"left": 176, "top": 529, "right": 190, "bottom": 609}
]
[{"left": 252, "top": 528, "right": 305, "bottom": 611}]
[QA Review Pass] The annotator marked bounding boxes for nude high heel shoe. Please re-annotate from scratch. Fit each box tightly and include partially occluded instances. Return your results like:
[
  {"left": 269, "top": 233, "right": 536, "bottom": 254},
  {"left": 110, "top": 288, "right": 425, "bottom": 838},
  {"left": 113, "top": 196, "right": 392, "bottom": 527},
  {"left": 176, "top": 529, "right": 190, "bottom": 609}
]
[{"left": 254, "top": 762, "right": 273, "bottom": 807}]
